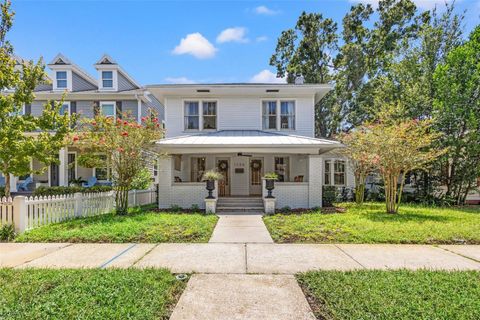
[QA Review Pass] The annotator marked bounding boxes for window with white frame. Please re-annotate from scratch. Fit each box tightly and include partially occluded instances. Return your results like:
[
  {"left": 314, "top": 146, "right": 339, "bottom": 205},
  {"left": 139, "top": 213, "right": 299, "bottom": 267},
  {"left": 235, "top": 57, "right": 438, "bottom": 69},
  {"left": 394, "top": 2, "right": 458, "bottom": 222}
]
[
  {"left": 184, "top": 101, "right": 200, "bottom": 130},
  {"left": 274, "top": 157, "right": 290, "bottom": 182},
  {"left": 280, "top": 101, "right": 295, "bottom": 129},
  {"left": 94, "top": 154, "right": 110, "bottom": 181},
  {"left": 56, "top": 71, "right": 67, "bottom": 89},
  {"left": 324, "top": 159, "right": 346, "bottom": 186},
  {"left": 59, "top": 101, "right": 70, "bottom": 115},
  {"left": 102, "top": 71, "right": 113, "bottom": 88},
  {"left": 100, "top": 101, "right": 116, "bottom": 118},
  {"left": 190, "top": 157, "right": 206, "bottom": 182},
  {"left": 67, "top": 153, "right": 77, "bottom": 183},
  {"left": 262, "top": 101, "right": 277, "bottom": 130},
  {"left": 202, "top": 101, "right": 217, "bottom": 130}
]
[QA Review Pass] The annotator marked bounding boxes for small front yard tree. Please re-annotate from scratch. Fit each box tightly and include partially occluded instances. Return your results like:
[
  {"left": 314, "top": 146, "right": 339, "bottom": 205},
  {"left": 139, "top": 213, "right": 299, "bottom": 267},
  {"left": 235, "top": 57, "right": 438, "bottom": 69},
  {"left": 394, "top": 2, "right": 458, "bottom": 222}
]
[
  {"left": 338, "top": 128, "right": 378, "bottom": 205},
  {"left": 0, "top": 0, "right": 74, "bottom": 197},
  {"left": 74, "top": 113, "right": 163, "bottom": 215},
  {"left": 368, "top": 114, "right": 445, "bottom": 213}
]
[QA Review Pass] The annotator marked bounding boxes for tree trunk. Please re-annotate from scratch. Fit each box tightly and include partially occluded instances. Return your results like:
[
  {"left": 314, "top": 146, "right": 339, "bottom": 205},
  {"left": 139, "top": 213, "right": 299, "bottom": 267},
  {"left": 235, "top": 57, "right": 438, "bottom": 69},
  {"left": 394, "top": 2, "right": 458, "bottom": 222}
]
[
  {"left": 384, "top": 173, "right": 399, "bottom": 214},
  {"left": 115, "top": 186, "right": 129, "bottom": 215},
  {"left": 355, "top": 173, "right": 366, "bottom": 205},
  {"left": 4, "top": 174, "right": 11, "bottom": 198}
]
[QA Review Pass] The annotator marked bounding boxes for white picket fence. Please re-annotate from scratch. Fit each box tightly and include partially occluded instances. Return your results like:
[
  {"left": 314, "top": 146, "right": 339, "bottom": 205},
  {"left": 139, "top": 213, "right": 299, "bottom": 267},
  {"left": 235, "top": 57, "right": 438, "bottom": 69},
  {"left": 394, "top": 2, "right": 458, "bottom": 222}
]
[{"left": 0, "top": 189, "right": 156, "bottom": 233}]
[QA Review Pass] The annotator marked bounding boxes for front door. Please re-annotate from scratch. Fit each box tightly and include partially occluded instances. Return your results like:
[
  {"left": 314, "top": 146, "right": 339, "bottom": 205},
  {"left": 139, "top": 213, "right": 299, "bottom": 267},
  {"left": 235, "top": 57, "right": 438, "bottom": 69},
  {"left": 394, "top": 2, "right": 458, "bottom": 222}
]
[
  {"left": 249, "top": 158, "right": 263, "bottom": 195},
  {"left": 217, "top": 158, "right": 230, "bottom": 197}
]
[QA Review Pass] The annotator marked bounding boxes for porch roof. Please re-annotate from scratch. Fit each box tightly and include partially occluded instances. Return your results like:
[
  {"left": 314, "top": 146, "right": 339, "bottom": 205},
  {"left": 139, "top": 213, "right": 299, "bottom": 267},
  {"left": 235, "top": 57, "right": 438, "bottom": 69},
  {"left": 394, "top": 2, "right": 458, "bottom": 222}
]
[{"left": 156, "top": 130, "right": 343, "bottom": 154}]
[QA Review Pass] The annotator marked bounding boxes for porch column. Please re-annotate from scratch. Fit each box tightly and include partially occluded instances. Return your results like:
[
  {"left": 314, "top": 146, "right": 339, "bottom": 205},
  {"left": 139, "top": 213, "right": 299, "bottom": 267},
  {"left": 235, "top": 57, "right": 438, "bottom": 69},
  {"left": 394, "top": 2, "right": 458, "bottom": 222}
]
[
  {"left": 157, "top": 156, "right": 173, "bottom": 209},
  {"left": 58, "top": 147, "right": 68, "bottom": 186},
  {"left": 308, "top": 155, "right": 323, "bottom": 208},
  {"left": 9, "top": 174, "right": 18, "bottom": 193}
]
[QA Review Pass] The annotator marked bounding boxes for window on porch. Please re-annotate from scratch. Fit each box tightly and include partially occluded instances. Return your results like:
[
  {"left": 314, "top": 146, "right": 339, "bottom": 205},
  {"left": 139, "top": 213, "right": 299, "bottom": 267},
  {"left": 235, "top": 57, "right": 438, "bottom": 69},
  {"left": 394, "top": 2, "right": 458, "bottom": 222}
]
[
  {"left": 274, "top": 157, "right": 290, "bottom": 182},
  {"left": 190, "top": 157, "right": 206, "bottom": 182}
]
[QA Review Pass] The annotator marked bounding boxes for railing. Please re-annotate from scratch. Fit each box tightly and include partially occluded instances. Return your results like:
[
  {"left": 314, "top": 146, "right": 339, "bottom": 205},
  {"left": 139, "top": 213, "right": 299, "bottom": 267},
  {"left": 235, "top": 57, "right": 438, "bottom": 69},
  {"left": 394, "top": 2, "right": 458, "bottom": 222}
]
[{"left": 0, "top": 188, "right": 157, "bottom": 233}]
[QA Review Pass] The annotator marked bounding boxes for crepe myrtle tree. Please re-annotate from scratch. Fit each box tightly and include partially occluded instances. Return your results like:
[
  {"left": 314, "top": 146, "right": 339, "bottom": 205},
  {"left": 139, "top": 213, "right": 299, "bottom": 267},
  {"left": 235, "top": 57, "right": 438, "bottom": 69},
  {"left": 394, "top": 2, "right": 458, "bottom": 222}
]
[
  {"left": 367, "top": 114, "right": 445, "bottom": 213},
  {"left": 73, "top": 112, "right": 163, "bottom": 215},
  {"left": 338, "top": 128, "right": 378, "bottom": 205},
  {"left": 0, "top": 0, "right": 74, "bottom": 197}
]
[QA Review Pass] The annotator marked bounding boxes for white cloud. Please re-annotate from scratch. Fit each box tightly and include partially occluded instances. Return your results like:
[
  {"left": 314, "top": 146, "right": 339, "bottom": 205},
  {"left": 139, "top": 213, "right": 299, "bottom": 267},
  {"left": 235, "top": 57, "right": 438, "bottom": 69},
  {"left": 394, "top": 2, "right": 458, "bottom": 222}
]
[
  {"left": 256, "top": 36, "right": 268, "bottom": 42},
  {"left": 250, "top": 69, "right": 286, "bottom": 83},
  {"left": 165, "top": 77, "right": 196, "bottom": 84},
  {"left": 172, "top": 33, "right": 217, "bottom": 59},
  {"left": 349, "top": 0, "right": 460, "bottom": 10},
  {"left": 254, "top": 5, "right": 280, "bottom": 15},
  {"left": 217, "top": 27, "right": 249, "bottom": 43}
]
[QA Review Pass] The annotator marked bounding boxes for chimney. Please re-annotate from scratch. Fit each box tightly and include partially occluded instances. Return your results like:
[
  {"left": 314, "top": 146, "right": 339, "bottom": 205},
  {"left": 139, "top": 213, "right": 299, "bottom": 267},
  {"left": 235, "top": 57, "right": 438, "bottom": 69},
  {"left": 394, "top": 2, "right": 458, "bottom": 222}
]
[{"left": 294, "top": 75, "right": 304, "bottom": 85}]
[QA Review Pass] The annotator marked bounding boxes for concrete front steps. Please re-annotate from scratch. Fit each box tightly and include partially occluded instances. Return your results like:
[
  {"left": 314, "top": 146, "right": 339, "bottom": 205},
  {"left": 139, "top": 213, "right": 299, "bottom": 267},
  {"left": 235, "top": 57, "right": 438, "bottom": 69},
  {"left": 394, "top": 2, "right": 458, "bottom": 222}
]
[{"left": 217, "top": 197, "right": 264, "bottom": 214}]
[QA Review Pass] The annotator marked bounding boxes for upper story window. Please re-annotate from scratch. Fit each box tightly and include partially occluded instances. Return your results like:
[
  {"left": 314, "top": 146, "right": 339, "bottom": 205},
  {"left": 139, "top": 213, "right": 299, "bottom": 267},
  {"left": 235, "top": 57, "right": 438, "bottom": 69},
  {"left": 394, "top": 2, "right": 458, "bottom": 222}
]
[
  {"left": 102, "top": 71, "right": 113, "bottom": 88},
  {"left": 262, "top": 100, "right": 295, "bottom": 130},
  {"left": 202, "top": 101, "right": 217, "bottom": 130},
  {"left": 56, "top": 71, "right": 67, "bottom": 89},
  {"left": 184, "top": 101, "right": 199, "bottom": 130},
  {"left": 280, "top": 101, "right": 295, "bottom": 130},
  {"left": 324, "top": 159, "right": 346, "bottom": 186},
  {"left": 262, "top": 101, "right": 277, "bottom": 130},
  {"left": 100, "top": 101, "right": 116, "bottom": 118},
  {"left": 184, "top": 100, "right": 217, "bottom": 131}
]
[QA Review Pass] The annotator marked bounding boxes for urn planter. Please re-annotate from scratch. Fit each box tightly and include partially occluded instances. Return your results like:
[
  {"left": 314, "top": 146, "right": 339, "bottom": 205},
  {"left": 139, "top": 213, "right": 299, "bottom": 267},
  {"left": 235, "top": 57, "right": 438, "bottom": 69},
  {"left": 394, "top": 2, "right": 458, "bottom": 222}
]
[
  {"left": 265, "top": 179, "right": 275, "bottom": 198},
  {"left": 206, "top": 180, "right": 215, "bottom": 199}
]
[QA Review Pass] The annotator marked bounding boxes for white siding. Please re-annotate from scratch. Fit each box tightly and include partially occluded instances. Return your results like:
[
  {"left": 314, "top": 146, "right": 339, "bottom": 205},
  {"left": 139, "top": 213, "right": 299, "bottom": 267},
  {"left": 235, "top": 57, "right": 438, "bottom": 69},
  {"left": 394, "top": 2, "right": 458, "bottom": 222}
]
[{"left": 165, "top": 96, "right": 315, "bottom": 138}]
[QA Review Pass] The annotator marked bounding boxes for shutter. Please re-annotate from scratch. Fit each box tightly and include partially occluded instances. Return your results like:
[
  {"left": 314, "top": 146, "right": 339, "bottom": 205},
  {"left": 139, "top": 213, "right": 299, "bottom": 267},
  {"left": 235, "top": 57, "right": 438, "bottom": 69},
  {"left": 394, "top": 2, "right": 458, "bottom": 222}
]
[
  {"left": 116, "top": 101, "right": 123, "bottom": 119},
  {"left": 70, "top": 101, "right": 77, "bottom": 114},
  {"left": 24, "top": 103, "right": 31, "bottom": 115},
  {"left": 93, "top": 101, "right": 100, "bottom": 116}
]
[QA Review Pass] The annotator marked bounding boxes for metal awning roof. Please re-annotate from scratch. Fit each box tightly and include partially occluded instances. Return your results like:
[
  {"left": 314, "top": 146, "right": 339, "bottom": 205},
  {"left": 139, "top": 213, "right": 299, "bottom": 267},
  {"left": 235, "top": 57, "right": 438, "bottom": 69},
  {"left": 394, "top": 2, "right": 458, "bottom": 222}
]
[{"left": 155, "top": 130, "right": 343, "bottom": 154}]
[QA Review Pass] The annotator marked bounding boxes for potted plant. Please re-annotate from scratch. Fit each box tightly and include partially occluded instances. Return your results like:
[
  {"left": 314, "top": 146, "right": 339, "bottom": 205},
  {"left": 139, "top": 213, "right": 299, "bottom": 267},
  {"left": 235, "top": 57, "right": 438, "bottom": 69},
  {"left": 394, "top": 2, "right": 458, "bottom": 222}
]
[
  {"left": 263, "top": 172, "right": 278, "bottom": 198},
  {"left": 202, "top": 170, "right": 223, "bottom": 199}
]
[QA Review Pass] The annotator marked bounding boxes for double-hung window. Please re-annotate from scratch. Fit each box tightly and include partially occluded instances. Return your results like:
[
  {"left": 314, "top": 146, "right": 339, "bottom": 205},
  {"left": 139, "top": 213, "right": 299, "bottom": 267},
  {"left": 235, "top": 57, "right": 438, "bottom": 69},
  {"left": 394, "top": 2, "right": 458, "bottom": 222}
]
[
  {"left": 202, "top": 102, "right": 217, "bottom": 130},
  {"left": 59, "top": 102, "right": 70, "bottom": 115},
  {"left": 324, "top": 159, "right": 346, "bottom": 186},
  {"left": 100, "top": 101, "right": 116, "bottom": 118},
  {"left": 191, "top": 157, "right": 206, "bottom": 182},
  {"left": 280, "top": 101, "right": 295, "bottom": 129},
  {"left": 94, "top": 154, "right": 110, "bottom": 181},
  {"left": 102, "top": 71, "right": 113, "bottom": 88},
  {"left": 56, "top": 71, "right": 67, "bottom": 89},
  {"left": 184, "top": 101, "right": 200, "bottom": 130},
  {"left": 262, "top": 101, "right": 277, "bottom": 130},
  {"left": 274, "top": 157, "right": 290, "bottom": 182}
]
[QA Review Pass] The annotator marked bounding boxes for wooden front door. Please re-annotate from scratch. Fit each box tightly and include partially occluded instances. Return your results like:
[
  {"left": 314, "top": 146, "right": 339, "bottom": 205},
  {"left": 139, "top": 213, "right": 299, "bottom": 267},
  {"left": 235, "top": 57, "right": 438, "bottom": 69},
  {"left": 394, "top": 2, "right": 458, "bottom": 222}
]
[
  {"left": 217, "top": 158, "right": 230, "bottom": 197},
  {"left": 249, "top": 158, "right": 263, "bottom": 195}
]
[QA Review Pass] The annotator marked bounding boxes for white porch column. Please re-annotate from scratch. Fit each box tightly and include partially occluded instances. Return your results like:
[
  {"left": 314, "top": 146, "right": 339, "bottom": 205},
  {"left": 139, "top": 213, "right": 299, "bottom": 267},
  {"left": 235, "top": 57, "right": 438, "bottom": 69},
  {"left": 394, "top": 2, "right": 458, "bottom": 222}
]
[
  {"left": 9, "top": 174, "right": 18, "bottom": 193},
  {"left": 58, "top": 148, "right": 68, "bottom": 186},
  {"left": 308, "top": 155, "right": 323, "bottom": 208},
  {"left": 157, "top": 156, "right": 173, "bottom": 209}
]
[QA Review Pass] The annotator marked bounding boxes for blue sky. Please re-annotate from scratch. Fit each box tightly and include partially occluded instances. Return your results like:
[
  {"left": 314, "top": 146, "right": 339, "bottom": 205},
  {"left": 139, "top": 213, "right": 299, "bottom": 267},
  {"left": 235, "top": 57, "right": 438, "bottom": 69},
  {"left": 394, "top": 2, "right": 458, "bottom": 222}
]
[{"left": 8, "top": 0, "right": 480, "bottom": 85}]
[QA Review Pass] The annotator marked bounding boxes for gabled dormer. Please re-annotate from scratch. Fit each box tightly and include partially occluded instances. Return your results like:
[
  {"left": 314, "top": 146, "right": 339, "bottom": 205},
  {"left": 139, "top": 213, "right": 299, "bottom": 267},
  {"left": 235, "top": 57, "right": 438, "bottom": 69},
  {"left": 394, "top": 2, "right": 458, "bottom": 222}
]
[
  {"left": 94, "top": 54, "right": 140, "bottom": 92},
  {"left": 48, "top": 53, "right": 97, "bottom": 92}
]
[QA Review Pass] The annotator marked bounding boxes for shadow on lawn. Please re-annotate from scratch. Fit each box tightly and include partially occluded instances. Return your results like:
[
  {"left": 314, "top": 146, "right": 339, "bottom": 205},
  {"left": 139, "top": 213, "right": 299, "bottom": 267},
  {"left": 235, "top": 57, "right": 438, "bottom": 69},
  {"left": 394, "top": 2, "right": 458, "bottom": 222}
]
[{"left": 363, "top": 212, "right": 453, "bottom": 223}]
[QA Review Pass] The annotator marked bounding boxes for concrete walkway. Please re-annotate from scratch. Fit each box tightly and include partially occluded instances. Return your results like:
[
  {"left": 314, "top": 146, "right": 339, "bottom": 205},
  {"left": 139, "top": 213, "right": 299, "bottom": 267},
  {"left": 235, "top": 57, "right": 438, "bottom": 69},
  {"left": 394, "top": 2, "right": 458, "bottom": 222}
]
[
  {"left": 2, "top": 243, "right": 480, "bottom": 271},
  {"left": 209, "top": 214, "right": 273, "bottom": 243}
]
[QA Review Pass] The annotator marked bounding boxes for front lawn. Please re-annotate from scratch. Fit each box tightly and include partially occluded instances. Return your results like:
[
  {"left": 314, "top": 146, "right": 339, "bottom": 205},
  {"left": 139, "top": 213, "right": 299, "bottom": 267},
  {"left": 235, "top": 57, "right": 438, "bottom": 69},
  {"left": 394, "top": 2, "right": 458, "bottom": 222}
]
[
  {"left": 0, "top": 268, "right": 186, "bottom": 320},
  {"left": 15, "top": 208, "right": 218, "bottom": 243},
  {"left": 298, "top": 270, "right": 480, "bottom": 320},
  {"left": 264, "top": 202, "right": 480, "bottom": 244}
]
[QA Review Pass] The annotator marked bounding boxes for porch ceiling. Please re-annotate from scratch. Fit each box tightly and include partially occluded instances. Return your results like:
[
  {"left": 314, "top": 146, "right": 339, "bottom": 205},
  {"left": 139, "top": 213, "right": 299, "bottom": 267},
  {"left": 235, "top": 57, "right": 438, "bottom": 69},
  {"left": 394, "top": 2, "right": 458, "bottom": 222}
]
[{"left": 155, "top": 130, "right": 343, "bottom": 154}]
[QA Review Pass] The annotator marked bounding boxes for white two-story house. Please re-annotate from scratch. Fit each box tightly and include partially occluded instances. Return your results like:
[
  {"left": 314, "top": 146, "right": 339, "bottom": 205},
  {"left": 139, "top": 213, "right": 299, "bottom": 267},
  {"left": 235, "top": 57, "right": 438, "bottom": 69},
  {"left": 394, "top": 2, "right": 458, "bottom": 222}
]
[
  {"left": 2, "top": 53, "right": 164, "bottom": 192},
  {"left": 148, "top": 83, "right": 355, "bottom": 209}
]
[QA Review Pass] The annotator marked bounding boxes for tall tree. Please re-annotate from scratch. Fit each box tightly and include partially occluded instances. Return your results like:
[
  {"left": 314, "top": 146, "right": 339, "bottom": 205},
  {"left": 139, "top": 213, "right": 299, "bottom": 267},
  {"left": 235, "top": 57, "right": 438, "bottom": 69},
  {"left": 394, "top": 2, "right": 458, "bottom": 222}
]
[
  {"left": 433, "top": 25, "right": 480, "bottom": 204},
  {"left": 0, "top": 0, "right": 73, "bottom": 197}
]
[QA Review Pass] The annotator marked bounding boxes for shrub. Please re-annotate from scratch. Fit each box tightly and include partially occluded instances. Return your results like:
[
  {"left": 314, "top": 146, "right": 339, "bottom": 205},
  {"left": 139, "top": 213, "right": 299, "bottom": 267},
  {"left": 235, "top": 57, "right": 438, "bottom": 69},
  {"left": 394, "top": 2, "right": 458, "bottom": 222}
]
[
  {"left": 280, "top": 206, "right": 292, "bottom": 213},
  {"left": 131, "top": 168, "right": 152, "bottom": 190},
  {"left": 190, "top": 204, "right": 200, "bottom": 213},
  {"left": 322, "top": 186, "right": 337, "bottom": 207},
  {"left": 202, "top": 170, "right": 223, "bottom": 181},
  {"left": 0, "top": 224, "right": 16, "bottom": 241},
  {"left": 169, "top": 204, "right": 182, "bottom": 212},
  {"left": 263, "top": 172, "right": 279, "bottom": 180},
  {"left": 33, "top": 186, "right": 113, "bottom": 197},
  {"left": 0, "top": 187, "right": 5, "bottom": 198}
]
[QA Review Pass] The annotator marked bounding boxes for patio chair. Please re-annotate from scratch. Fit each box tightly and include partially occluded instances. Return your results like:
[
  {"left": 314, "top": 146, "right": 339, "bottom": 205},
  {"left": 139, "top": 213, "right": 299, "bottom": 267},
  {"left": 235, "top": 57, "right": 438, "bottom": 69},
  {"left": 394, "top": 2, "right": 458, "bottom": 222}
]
[
  {"left": 82, "top": 176, "right": 97, "bottom": 188},
  {"left": 17, "top": 176, "right": 33, "bottom": 191}
]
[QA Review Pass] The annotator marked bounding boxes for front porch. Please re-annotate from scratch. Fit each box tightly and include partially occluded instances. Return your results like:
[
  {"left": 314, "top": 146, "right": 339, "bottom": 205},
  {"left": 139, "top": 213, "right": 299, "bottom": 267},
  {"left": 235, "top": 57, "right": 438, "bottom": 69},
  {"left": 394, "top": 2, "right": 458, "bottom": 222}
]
[{"left": 156, "top": 130, "right": 345, "bottom": 210}]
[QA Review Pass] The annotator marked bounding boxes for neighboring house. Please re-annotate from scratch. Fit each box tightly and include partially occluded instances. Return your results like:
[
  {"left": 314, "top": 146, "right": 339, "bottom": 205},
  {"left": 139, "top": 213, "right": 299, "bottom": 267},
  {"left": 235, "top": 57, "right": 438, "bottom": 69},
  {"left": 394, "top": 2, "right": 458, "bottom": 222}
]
[
  {"left": 1, "top": 53, "right": 165, "bottom": 192},
  {"left": 148, "top": 84, "right": 355, "bottom": 209}
]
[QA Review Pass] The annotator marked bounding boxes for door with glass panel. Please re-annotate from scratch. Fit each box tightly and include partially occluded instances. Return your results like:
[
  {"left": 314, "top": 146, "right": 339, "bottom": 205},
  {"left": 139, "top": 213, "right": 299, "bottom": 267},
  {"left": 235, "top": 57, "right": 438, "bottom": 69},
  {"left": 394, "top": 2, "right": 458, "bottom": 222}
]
[
  {"left": 216, "top": 158, "right": 230, "bottom": 197},
  {"left": 249, "top": 158, "right": 263, "bottom": 195}
]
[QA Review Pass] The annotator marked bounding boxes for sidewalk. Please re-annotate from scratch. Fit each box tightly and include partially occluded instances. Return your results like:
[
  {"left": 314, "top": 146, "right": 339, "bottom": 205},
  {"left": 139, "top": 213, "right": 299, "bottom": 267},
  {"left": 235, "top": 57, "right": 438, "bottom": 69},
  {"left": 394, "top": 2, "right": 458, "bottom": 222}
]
[{"left": 2, "top": 242, "right": 479, "bottom": 271}]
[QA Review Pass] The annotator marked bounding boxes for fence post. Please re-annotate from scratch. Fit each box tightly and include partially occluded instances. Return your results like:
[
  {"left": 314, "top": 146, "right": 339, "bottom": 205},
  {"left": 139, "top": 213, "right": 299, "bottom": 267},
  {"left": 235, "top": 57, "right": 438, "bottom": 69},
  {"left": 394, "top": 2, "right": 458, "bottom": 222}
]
[
  {"left": 74, "top": 192, "right": 83, "bottom": 217},
  {"left": 133, "top": 189, "right": 137, "bottom": 206},
  {"left": 13, "top": 196, "right": 27, "bottom": 233}
]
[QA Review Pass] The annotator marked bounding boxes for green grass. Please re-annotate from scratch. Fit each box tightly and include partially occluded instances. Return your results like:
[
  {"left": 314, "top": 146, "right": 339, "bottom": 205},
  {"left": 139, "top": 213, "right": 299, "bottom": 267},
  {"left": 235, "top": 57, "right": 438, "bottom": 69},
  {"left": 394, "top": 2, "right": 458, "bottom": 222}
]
[
  {"left": 15, "top": 208, "right": 218, "bottom": 243},
  {"left": 263, "top": 202, "right": 480, "bottom": 244},
  {"left": 298, "top": 270, "right": 480, "bottom": 320},
  {"left": 0, "top": 268, "right": 186, "bottom": 320}
]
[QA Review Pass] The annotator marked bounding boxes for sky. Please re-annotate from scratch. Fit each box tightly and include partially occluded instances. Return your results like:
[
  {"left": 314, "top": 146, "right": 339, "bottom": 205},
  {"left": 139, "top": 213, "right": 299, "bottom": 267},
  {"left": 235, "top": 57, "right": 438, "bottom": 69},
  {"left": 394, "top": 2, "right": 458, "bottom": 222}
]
[{"left": 8, "top": 0, "right": 480, "bottom": 85}]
